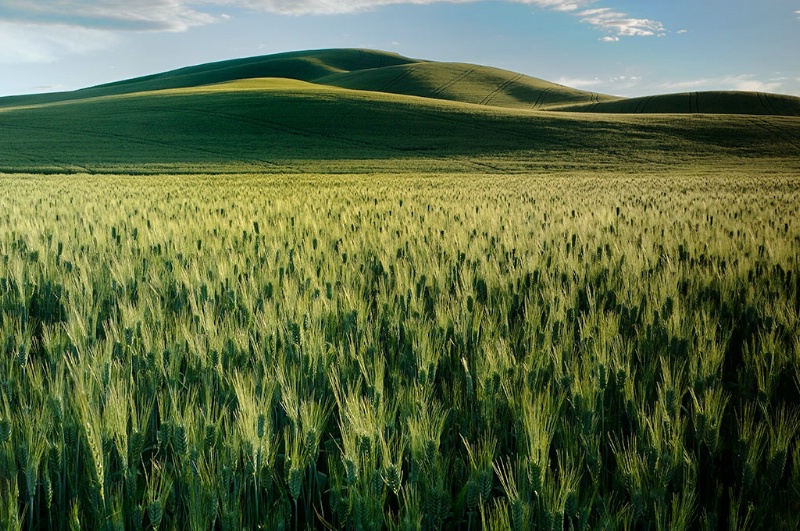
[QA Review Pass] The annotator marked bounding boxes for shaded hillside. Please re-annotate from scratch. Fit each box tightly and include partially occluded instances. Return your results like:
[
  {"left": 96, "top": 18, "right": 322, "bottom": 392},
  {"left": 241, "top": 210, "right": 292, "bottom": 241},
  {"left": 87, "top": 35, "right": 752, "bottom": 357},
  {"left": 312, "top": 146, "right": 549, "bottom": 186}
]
[
  {"left": 0, "top": 49, "right": 607, "bottom": 112},
  {"left": 553, "top": 91, "right": 800, "bottom": 116},
  {"left": 4, "top": 48, "right": 798, "bottom": 117},
  {"left": 318, "top": 62, "right": 613, "bottom": 110},
  {"left": 1, "top": 78, "right": 798, "bottom": 175},
  {"left": 0, "top": 49, "right": 418, "bottom": 109}
]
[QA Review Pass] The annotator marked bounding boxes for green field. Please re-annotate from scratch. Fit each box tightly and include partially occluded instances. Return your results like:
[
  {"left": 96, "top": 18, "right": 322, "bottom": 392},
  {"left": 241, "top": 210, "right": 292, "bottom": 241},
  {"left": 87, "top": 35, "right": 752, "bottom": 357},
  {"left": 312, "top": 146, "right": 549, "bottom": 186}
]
[
  {"left": 1, "top": 49, "right": 799, "bottom": 530},
  {"left": 1, "top": 49, "right": 799, "bottom": 175}
]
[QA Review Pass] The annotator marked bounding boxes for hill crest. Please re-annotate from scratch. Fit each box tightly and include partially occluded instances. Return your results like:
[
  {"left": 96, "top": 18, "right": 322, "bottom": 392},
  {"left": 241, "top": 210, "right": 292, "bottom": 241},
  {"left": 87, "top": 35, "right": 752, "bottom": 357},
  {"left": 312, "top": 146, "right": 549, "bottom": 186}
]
[{"left": 2, "top": 48, "right": 798, "bottom": 116}]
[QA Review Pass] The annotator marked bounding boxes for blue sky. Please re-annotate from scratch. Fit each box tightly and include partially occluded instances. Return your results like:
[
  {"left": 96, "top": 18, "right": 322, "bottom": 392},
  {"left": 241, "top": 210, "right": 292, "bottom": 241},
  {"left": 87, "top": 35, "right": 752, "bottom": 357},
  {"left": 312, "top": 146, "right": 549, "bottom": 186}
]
[{"left": 0, "top": 0, "right": 798, "bottom": 98}]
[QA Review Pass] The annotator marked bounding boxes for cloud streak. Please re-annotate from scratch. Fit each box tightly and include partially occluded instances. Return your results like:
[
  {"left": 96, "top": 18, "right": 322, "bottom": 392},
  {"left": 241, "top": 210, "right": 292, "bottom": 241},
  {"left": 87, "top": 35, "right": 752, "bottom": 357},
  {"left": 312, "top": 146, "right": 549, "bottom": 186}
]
[
  {"left": 217, "top": 0, "right": 597, "bottom": 16},
  {"left": 0, "top": 0, "right": 665, "bottom": 37},
  {"left": 654, "top": 74, "right": 786, "bottom": 94},
  {"left": 578, "top": 7, "right": 665, "bottom": 37},
  {"left": 556, "top": 74, "right": 642, "bottom": 93},
  {"left": 0, "top": 20, "right": 117, "bottom": 62},
  {"left": 0, "top": 0, "right": 215, "bottom": 31}
]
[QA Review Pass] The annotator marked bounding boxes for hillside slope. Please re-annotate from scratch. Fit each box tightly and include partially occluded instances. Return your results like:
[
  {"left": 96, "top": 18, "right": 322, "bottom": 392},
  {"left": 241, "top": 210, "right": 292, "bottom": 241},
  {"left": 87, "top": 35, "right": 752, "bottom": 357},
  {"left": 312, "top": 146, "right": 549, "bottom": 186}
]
[
  {"left": 0, "top": 48, "right": 609, "bottom": 112},
  {"left": 318, "top": 62, "right": 613, "bottom": 110},
  {"left": 0, "top": 49, "right": 417, "bottom": 109},
  {"left": 2, "top": 48, "right": 799, "bottom": 117},
  {"left": 1, "top": 77, "right": 798, "bottom": 175},
  {"left": 553, "top": 91, "right": 800, "bottom": 116}
]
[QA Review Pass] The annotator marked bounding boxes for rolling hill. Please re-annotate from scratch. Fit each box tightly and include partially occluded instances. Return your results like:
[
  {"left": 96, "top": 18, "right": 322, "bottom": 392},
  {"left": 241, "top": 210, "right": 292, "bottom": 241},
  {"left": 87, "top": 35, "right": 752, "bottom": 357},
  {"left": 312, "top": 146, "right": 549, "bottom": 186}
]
[{"left": 0, "top": 48, "right": 798, "bottom": 174}]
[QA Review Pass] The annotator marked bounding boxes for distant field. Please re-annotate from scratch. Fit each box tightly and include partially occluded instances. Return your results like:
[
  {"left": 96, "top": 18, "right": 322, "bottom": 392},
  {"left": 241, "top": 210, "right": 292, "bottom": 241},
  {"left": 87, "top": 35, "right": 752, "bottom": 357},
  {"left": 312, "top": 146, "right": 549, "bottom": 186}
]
[{"left": 0, "top": 48, "right": 798, "bottom": 175}]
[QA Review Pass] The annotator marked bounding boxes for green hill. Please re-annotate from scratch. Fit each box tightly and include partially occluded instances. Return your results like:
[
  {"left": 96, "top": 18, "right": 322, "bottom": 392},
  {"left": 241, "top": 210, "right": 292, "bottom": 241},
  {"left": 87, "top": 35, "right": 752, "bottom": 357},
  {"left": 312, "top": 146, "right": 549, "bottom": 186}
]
[
  {"left": 553, "top": 91, "right": 800, "bottom": 116},
  {"left": 317, "top": 62, "right": 613, "bottom": 110},
  {"left": 0, "top": 48, "right": 609, "bottom": 112},
  {"left": 2, "top": 47, "right": 798, "bottom": 116},
  {"left": 0, "top": 48, "right": 798, "bottom": 175},
  {"left": 0, "top": 49, "right": 417, "bottom": 109}
]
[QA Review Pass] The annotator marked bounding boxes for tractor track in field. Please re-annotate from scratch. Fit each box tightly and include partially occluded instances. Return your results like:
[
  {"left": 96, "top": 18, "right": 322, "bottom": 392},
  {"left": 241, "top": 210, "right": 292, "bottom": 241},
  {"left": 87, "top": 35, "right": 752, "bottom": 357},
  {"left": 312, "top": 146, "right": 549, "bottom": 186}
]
[
  {"left": 0, "top": 149, "right": 81, "bottom": 174},
  {"left": 585, "top": 93, "right": 602, "bottom": 113},
  {"left": 380, "top": 65, "right": 421, "bottom": 92},
  {"left": 0, "top": 127, "right": 94, "bottom": 173},
  {"left": 0, "top": 127, "right": 98, "bottom": 174},
  {"left": 747, "top": 116, "right": 800, "bottom": 152},
  {"left": 689, "top": 92, "right": 700, "bottom": 114},
  {"left": 756, "top": 92, "right": 770, "bottom": 114},
  {"left": 0, "top": 119, "right": 298, "bottom": 174},
  {"left": 757, "top": 92, "right": 781, "bottom": 116},
  {"left": 352, "top": 49, "right": 384, "bottom": 71},
  {"left": 531, "top": 89, "right": 551, "bottom": 110},
  {"left": 429, "top": 66, "right": 480, "bottom": 98},
  {"left": 355, "top": 49, "right": 372, "bottom": 70},
  {"left": 467, "top": 160, "right": 512, "bottom": 173},
  {"left": 478, "top": 74, "right": 523, "bottom": 106},
  {"left": 633, "top": 96, "right": 654, "bottom": 114}
]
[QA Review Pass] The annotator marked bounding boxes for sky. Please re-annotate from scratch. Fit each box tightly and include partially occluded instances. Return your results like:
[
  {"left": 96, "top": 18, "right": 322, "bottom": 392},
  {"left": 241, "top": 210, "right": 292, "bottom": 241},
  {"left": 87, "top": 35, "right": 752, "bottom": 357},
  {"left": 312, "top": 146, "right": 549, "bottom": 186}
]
[{"left": 0, "top": 0, "right": 798, "bottom": 98}]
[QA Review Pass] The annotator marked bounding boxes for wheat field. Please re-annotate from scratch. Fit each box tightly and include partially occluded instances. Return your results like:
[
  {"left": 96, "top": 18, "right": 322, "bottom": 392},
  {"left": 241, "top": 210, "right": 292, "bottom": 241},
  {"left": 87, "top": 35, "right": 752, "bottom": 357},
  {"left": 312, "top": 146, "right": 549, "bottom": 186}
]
[{"left": 1, "top": 172, "right": 798, "bottom": 530}]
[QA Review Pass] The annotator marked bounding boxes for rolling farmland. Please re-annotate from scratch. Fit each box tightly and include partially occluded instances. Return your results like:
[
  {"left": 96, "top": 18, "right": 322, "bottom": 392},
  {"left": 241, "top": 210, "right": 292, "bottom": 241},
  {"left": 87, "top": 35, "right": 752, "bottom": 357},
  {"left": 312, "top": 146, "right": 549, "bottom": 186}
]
[{"left": 1, "top": 49, "right": 799, "bottom": 530}]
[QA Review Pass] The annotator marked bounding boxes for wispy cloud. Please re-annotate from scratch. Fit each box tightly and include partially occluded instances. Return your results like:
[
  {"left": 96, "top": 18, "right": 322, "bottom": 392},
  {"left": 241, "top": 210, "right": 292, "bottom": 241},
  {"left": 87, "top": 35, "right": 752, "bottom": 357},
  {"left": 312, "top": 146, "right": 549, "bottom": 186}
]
[
  {"left": 723, "top": 75, "right": 784, "bottom": 93},
  {"left": 0, "top": 20, "right": 117, "bottom": 63},
  {"left": 655, "top": 75, "right": 786, "bottom": 94},
  {"left": 227, "top": 0, "right": 594, "bottom": 16},
  {"left": 556, "top": 74, "right": 641, "bottom": 92},
  {"left": 509, "top": 0, "right": 592, "bottom": 12},
  {"left": 0, "top": 0, "right": 216, "bottom": 31},
  {"left": 578, "top": 7, "right": 665, "bottom": 37},
  {"left": 556, "top": 73, "right": 798, "bottom": 98},
  {"left": 0, "top": 0, "right": 665, "bottom": 38},
  {"left": 555, "top": 76, "right": 605, "bottom": 88},
  {"left": 234, "top": 0, "right": 665, "bottom": 38}
]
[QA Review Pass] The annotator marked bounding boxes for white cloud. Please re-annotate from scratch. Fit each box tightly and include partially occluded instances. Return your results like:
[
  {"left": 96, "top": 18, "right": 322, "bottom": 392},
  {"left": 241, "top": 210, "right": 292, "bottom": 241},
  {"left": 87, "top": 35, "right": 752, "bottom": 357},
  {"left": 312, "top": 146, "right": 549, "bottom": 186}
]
[
  {"left": 724, "top": 75, "right": 783, "bottom": 93},
  {"left": 676, "top": 29, "right": 687, "bottom": 34},
  {"left": 599, "top": 35, "right": 619, "bottom": 42},
  {"left": 517, "top": 0, "right": 593, "bottom": 12},
  {"left": 557, "top": 74, "right": 643, "bottom": 92},
  {"left": 555, "top": 76, "right": 605, "bottom": 87},
  {"left": 655, "top": 75, "right": 785, "bottom": 94},
  {"left": 0, "top": 20, "right": 117, "bottom": 63},
  {"left": 557, "top": 74, "right": 798, "bottom": 99},
  {"left": 0, "top": 0, "right": 665, "bottom": 38},
  {"left": 0, "top": 0, "right": 216, "bottom": 31},
  {"left": 656, "top": 79, "right": 713, "bottom": 91},
  {"left": 578, "top": 7, "right": 665, "bottom": 37},
  {"left": 225, "top": 0, "right": 594, "bottom": 16}
]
